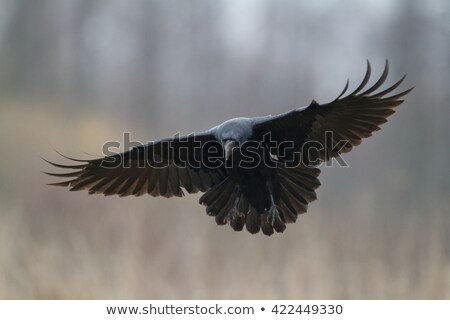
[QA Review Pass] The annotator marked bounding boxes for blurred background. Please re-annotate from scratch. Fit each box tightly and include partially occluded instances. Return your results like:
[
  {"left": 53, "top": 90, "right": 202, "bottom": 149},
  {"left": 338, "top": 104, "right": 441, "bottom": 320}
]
[{"left": 0, "top": 0, "right": 449, "bottom": 299}]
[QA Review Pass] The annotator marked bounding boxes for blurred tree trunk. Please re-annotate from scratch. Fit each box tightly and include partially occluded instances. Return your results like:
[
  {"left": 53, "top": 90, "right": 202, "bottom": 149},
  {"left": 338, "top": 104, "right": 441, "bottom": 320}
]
[{"left": 387, "top": 0, "right": 450, "bottom": 212}]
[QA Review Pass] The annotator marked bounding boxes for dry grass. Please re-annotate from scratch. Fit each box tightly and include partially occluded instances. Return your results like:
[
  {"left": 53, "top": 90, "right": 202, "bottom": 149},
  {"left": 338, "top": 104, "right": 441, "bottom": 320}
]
[{"left": 0, "top": 101, "right": 449, "bottom": 299}]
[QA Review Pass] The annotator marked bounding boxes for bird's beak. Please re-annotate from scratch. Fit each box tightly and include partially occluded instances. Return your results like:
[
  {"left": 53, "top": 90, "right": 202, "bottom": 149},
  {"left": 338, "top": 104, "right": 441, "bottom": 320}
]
[{"left": 224, "top": 140, "right": 237, "bottom": 160}]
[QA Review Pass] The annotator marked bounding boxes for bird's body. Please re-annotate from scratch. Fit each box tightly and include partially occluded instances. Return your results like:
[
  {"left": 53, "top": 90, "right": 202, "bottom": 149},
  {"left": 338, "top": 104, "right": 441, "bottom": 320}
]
[
  {"left": 45, "top": 61, "right": 413, "bottom": 235},
  {"left": 227, "top": 142, "right": 278, "bottom": 212}
]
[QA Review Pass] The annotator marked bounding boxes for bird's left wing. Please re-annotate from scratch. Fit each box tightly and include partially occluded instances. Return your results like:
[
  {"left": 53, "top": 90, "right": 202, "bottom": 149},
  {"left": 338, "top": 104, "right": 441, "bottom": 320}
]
[
  {"left": 44, "top": 131, "right": 227, "bottom": 197},
  {"left": 252, "top": 60, "right": 413, "bottom": 165}
]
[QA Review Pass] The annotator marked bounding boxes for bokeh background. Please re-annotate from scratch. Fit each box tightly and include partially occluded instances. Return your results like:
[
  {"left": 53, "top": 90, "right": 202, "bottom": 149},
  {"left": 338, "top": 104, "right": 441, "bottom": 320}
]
[{"left": 0, "top": 0, "right": 449, "bottom": 299}]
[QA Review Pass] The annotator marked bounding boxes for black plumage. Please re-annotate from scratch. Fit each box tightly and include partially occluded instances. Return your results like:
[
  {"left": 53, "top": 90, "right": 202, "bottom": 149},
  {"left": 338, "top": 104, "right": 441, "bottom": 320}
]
[{"left": 44, "top": 61, "right": 413, "bottom": 235}]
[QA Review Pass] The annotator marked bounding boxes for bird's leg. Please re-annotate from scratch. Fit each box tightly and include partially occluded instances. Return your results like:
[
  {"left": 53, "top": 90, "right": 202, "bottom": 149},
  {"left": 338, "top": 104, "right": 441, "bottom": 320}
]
[
  {"left": 266, "top": 182, "right": 280, "bottom": 224},
  {"left": 227, "top": 186, "right": 242, "bottom": 221},
  {"left": 268, "top": 193, "right": 279, "bottom": 224}
]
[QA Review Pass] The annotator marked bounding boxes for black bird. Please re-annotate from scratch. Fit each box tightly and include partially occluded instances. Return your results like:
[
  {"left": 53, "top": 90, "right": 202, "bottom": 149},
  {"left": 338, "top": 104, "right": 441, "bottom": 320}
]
[{"left": 44, "top": 61, "right": 413, "bottom": 236}]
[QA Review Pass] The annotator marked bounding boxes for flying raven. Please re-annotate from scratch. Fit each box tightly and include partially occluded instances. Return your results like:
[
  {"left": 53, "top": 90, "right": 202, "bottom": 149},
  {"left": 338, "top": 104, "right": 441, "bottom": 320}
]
[{"left": 44, "top": 61, "right": 413, "bottom": 236}]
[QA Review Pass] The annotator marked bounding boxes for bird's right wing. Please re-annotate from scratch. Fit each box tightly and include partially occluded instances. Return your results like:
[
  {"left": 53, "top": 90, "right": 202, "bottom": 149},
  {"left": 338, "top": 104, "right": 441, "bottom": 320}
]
[{"left": 44, "top": 132, "right": 227, "bottom": 197}]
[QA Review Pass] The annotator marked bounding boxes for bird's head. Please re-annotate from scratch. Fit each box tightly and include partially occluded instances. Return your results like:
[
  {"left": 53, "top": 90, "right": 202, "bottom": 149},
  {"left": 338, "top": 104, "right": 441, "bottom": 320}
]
[{"left": 215, "top": 117, "right": 253, "bottom": 160}]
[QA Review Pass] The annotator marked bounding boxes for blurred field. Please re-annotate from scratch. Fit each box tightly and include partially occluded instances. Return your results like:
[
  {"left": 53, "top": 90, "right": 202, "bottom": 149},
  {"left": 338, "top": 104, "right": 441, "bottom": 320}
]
[
  {"left": 0, "top": 0, "right": 449, "bottom": 299},
  {"left": 0, "top": 102, "right": 449, "bottom": 299}
]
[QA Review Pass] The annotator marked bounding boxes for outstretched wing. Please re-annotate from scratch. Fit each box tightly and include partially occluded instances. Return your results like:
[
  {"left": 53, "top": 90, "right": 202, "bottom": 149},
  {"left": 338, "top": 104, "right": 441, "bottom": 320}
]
[
  {"left": 44, "top": 132, "right": 227, "bottom": 197},
  {"left": 252, "top": 60, "right": 414, "bottom": 165}
]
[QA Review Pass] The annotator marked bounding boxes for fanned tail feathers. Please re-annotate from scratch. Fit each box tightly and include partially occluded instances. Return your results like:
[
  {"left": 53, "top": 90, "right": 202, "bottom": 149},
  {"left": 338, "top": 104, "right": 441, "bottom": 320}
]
[{"left": 199, "top": 165, "right": 321, "bottom": 236}]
